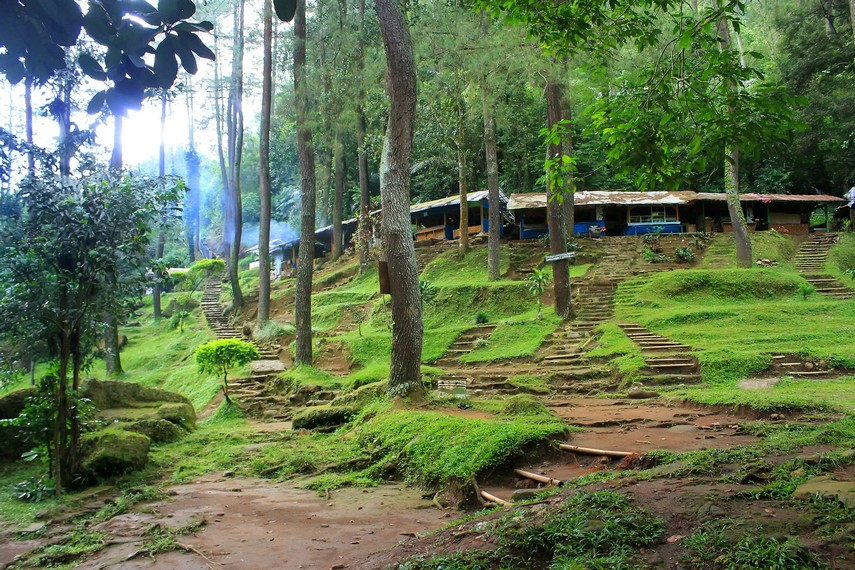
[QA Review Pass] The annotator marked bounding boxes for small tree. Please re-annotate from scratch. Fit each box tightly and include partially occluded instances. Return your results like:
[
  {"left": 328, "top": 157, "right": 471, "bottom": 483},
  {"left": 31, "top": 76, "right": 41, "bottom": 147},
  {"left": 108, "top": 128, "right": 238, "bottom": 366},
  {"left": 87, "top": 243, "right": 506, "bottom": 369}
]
[
  {"left": 195, "top": 339, "right": 259, "bottom": 403},
  {"left": 527, "top": 268, "right": 550, "bottom": 320}
]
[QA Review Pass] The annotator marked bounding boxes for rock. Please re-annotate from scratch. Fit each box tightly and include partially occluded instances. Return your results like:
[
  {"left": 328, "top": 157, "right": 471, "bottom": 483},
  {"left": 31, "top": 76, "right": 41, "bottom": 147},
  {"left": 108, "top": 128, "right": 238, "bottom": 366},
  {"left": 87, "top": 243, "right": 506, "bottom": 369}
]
[
  {"left": 627, "top": 389, "right": 659, "bottom": 399},
  {"left": 223, "top": 470, "right": 235, "bottom": 478},
  {"left": 81, "top": 429, "right": 151, "bottom": 477},
  {"left": 153, "top": 402, "right": 196, "bottom": 427},
  {"left": 696, "top": 501, "right": 726, "bottom": 519},
  {"left": 119, "top": 419, "right": 186, "bottom": 443},
  {"left": 81, "top": 379, "right": 189, "bottom": 410},
  {"left": 510, "top": 489, "right": 541, "bottom": 501},
  {"left": 0, "top": 387, "right": 36, "bottom": 461},
  {"left": 793, "top": 476, "right": 855, "bottom": 507},
  {"left": 292, "top": 405, "right": 358, "bottom": 430}
]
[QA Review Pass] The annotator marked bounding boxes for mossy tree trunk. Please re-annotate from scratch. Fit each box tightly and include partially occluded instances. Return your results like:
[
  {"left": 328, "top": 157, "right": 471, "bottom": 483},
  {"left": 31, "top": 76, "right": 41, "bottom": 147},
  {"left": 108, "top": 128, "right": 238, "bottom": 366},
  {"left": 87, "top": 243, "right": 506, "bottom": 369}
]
[
  {"left": 258, "top": 0, "right": 273, "bottom": 326},
  {"left": 376, "top": 0, "right": 423, "bottom": 396},
  {"left": 294, "top": 0, "right": 316, "bottom": 365},
  {"left": 546, "top": 80, "right": 572, "bottom": 319}
]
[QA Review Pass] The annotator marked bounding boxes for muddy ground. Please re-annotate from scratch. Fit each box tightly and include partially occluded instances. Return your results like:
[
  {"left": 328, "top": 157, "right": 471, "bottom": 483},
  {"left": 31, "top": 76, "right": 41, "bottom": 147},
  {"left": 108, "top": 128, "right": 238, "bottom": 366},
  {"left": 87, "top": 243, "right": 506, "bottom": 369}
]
[{"left": 1, "top": 398, "right": 851, "bottom": 569}]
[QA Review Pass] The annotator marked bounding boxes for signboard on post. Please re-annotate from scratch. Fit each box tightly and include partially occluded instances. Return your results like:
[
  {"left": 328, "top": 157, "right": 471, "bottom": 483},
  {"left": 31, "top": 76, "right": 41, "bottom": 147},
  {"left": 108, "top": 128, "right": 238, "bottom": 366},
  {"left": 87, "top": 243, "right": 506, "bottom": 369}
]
[{"left": 545, "top": 252, "right": 576, "bottom": 263}]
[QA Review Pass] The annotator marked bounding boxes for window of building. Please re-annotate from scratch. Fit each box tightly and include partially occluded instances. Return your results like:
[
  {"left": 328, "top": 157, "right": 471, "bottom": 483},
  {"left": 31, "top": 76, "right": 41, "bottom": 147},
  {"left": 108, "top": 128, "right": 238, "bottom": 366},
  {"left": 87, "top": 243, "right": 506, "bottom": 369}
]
[{"left": 628, "top": 206, "right": 678, "bottom": 224}]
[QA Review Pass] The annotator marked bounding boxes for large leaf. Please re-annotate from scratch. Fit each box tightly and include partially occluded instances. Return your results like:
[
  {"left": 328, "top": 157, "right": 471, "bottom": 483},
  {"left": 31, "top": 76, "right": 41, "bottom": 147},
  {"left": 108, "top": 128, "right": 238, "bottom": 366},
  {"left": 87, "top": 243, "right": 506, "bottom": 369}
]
[
  {"left": 78, "top": 53, "right": 107, "bottom": 81},
  {"left": 169, "top": 34, "right": 197, "bottom": 75},
  {"left": 87, "top": 90, "right": 106, "bottom": 114},
  {"left": 177, "top": 31, "right": 215, "bottom": 60},
  {"left": 273, "top": 0, "right": 297, "bottom": 22},
  {"left": 173, "top": 21, "right": 214, "bottom": 33},
  {"left": 124, "top": 0, "right": 162, "bottom": 26},
  {"left": 153, "top": 40, "right": 178, "bottom": 88},
  {"left": 158, "top": 0, "right": 196, "bottom": 24},
  {"left": 83, "top": 5, "right": 114, "bottom": 45}
]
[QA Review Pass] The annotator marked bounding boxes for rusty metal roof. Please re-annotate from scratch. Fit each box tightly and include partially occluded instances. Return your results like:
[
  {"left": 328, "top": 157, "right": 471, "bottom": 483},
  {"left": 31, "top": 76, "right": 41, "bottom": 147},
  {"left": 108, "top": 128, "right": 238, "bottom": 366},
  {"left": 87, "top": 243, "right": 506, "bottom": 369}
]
[
  {"left": 410, "top": 191, "right": 494, "bottom": 214},
  {"left": 508, "top": 191, "right": 845, "bottom": 210},
  {"left": 695, "top": 192, "right": 845, "bottom": 203}
]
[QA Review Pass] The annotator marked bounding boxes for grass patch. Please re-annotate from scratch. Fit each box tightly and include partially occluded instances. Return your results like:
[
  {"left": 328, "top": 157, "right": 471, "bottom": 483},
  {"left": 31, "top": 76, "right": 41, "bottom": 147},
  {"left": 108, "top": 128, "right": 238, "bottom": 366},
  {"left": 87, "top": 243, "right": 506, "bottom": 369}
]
[
  {"left": 700, "top": 232, "right": 798, "bottom": 269},
  {"left": 459, "top": 314, "right": 561, "bottom": 363},
  {"left": 505, "top": 374, "right": 552, "bottom": 394},
  {"left": 665, "top": 376, "right": 855, "bottom": 414},
  {"left": 613, "top": 269, "right": 855, "bottom": 383},
  {"left": 398, "top": 491, "right": 664, "bottom": 569},
  {"left": 827, "top": 232, "right": 855, "bottom": 290},
  {"left": 419, "top": 247, "right": 511, "bottom": 287}
]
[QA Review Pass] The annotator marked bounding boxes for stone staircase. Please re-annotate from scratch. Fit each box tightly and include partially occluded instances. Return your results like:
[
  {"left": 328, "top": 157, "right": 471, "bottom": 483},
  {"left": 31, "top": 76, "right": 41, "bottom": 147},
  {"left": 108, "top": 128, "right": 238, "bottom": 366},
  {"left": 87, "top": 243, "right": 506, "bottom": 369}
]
[
  {"left": 793, "top": 234, "right": 852, "bottom": 299},
  {"left": 768, "top": 354, "right": 838, "bottom": 378},
  {"left": 618, "top": 323, "right": 701, "bottom": 385},
  {"left": 434, "top": 324, "right": 498, "bottom": 367},
  {"left": 201, "top": 278, "right": 287, "bottom": 419}
]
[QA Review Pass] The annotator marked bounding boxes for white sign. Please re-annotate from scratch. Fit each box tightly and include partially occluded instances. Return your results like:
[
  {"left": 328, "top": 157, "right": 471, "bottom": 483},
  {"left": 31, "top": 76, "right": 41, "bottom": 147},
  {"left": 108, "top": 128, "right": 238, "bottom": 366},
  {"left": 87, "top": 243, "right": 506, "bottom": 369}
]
[{"left": 545, "top": 252, "right": 576, "bottom": 263}]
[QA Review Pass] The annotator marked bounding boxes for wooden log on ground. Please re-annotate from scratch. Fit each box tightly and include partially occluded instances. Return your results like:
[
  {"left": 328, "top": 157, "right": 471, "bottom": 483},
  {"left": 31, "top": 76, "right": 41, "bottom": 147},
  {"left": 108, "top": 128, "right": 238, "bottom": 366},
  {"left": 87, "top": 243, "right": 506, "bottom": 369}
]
[
  {"left": 480, "top": 490, "right": 512, "bottom": 506},
  {"left": 559, "top": 443, "right": 634, "bottom": 458},
  {"left": 514, "top": 469, "right": 562, "bottom": 486}
]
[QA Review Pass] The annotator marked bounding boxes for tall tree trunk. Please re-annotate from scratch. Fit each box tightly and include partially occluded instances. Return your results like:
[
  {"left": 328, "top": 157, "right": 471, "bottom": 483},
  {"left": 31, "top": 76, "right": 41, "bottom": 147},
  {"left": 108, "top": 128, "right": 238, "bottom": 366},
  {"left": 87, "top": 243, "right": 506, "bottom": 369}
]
[
  {"left": 356, "top": 0, "right": 371, "bottom": 273},
  {"left": 25, "top": 75, "right": 34, "bottom": 175},
  {"left": 258, "top": 0, "right": 273, "bottom": 325},
  {"left": 185, "top": 74, "right": 199, "bottom": 263},
  {"left": 153, "top": 92, "right": 167, "bottom": 321},
  {"left": 227, "top": 0, "right": 246, "bottom": 312},
  {"left": 214, "top": 33, "right": 230, "bottom": 261},
  {"left": 457, "top": 96, "right": 469, "bottom": 254},
  {"left": 375, "top": 0, "right": 423, "bottom": 396},
  {"left": 715, "top": 1, "right": 752, "bottom": 268},
  {"left": 480, "top": 17, "right": 501, "bottom": 281},
  {"left": 546, "top": 80, "right": 572, "bottom": 319},
  {"left": 849, "top": 0, "right": 855, "bottom": 44},
  {"left": 58, "top": 79, "right": 72, "bottom": 177},
  {"left": 332, "top": 129, "right": 344, "bottom": 259},
  {"left": 104, "top": 115, "right": 124, "bottom": 375},
  {"left": 294, "top": 0, "right": 316, "bottom": 365}
]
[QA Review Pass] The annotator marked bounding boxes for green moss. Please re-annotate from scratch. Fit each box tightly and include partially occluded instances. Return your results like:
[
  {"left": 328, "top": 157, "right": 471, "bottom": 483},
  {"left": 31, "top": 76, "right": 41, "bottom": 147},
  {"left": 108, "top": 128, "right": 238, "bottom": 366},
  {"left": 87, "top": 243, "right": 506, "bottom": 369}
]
[
  {"left": 354, "top": 409, "right": 567, "bottom": 487},
  {"left": 292, "top": 405, "right": 360, "bottom": 430},
  {"left": 279, "top": 365, "right": 343, "bottom": 391},
  {"left": 81, "top": 429, "right": 151, "bottom": 477},
  {"left": 506, "top": 374, "right": 552, "bottom": 394},
  {"left": 119, "top": 419, "right": 186, "bottom": 443},
  {"left": 460, "top": 315, "right": 561, "bottom": 363}
]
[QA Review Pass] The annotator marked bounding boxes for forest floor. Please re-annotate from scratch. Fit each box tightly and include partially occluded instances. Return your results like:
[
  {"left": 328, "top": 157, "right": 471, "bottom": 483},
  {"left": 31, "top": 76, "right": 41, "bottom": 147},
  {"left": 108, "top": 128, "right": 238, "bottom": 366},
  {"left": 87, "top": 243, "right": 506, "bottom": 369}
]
[{"left": 1, "top": 234, "right": 854, "bottom": 569}]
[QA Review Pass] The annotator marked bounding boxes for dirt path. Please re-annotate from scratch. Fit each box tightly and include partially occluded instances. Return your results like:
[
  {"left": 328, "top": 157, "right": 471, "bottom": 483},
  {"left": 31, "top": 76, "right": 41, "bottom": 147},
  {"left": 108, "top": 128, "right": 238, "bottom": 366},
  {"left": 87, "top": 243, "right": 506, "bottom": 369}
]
[{"left": 78, "top": 477, "right": 454, "bottom": 570}]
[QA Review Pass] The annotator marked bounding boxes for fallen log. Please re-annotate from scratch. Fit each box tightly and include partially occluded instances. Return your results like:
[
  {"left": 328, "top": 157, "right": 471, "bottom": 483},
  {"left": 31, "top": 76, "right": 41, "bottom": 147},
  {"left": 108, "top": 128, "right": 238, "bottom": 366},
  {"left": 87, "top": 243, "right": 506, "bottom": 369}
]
[
  {"left": 480, "top": 490, "right": 512, "bottom": 507},
  {"left": 559, "top": 443, "right": 634, "bottom": 458},
  {"left": 513, "top": 468, "right": 562, "bottom": 486}
]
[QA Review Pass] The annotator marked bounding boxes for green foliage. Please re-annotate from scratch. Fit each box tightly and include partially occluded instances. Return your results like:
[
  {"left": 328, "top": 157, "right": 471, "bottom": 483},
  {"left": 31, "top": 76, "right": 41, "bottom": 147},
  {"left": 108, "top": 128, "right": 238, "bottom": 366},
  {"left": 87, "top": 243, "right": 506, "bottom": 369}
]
[
  {"left": 506, "top": 374, "right": 551, "bottom": 394},
  {"left": 643, "top": 246, "right": 666, "bottom": 263},
  {"left": 419, "top": 280, "right": 437, "bottom": 307},
  {"left": 527, "top": 268, "right": 549, "bottom": 318},
  {"left": 292, "top": 405, "right": 359, "bottom": 430},
  {"left": 685, "top": 522, "right": 824, "bottom": 570},
  {"left": 195, "top": 339, "right": 259, "bottom": 400},
  {"left": 474, "top": 310, "right": 490, "bottom": 324},
  {"left": 674, "top": 246, "right": 696, "bottom": 263},
  {"left": 399, "top": 491, "right": 664, "bottom": 569},
  {"left": 13, "top": 477, "right": 55, "bottom": 502}
]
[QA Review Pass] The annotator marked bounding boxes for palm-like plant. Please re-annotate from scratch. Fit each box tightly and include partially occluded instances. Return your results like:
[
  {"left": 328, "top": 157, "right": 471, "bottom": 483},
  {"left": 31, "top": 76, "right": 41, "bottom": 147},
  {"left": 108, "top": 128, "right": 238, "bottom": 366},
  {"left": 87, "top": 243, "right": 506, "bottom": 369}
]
[{"left": 527, "top": 268, "right": 550, "bottom": 319}]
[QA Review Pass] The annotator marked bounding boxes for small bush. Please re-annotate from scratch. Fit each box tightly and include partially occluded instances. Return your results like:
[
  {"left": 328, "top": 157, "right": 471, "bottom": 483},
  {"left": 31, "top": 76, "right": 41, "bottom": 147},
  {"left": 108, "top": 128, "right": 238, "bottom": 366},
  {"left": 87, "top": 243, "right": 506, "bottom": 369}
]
[
  {"left": 674, "top": 246, "right": 697, "bottom": 263},
  {"left": 798, "top": 282, "right": 815, "bottom": 299},
  {"left": 474, "top": 310, "right": 490, "bottom": 324},
  {"left": 643, "top": 247, "right": 666, "bottom": 263},
  {"left": 14, "top": 477, "right": 55, "bottom": 502},
  {"left": 472, "top": 337, "right": 489, "bottom": 349},
  {"left": 254, "top": 320, "right": 293, "bottom": 343}
]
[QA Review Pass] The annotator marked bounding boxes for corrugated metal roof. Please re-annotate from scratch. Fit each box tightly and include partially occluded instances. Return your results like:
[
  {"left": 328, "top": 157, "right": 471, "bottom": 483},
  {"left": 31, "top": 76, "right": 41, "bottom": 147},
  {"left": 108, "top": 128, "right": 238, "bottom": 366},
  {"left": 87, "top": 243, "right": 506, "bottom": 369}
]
[
  {"left": 410, "top": 191, "right": 491, "bottom": 214},
  {"left": 696, "top": 192, "right": 845, "bottom": 203},
  {"left": 509, "top": 191, "right": 845, "bottom": 210}
]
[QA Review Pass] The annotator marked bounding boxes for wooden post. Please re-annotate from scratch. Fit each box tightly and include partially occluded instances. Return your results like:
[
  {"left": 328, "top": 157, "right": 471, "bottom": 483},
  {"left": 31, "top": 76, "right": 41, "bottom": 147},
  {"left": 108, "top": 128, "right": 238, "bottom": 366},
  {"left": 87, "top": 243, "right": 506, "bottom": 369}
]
[{"left": 824, "top": 204, "right": 829, "bottom": 232}]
